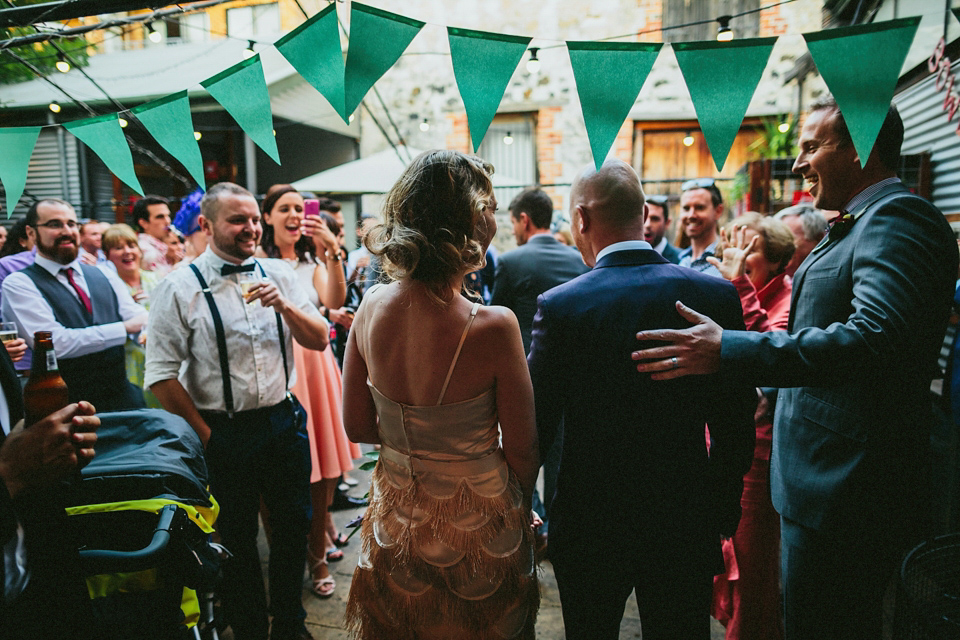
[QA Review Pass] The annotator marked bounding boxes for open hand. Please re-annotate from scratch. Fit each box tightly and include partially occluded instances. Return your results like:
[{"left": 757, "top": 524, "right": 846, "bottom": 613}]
[
  {"left": 706, "top": 225, "right": 759, "bottom": 282},
  {"left": 632, "top": 301, "right": 723, "bottom": 379}
]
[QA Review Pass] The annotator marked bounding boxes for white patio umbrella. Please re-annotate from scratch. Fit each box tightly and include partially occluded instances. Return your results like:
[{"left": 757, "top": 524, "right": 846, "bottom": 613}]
[{"left": 291, "top": 145, "right": 527, "bottom": 194}]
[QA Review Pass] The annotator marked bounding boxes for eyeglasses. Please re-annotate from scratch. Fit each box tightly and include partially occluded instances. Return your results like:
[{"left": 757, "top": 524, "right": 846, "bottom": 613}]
[
  {"left": 646, "top": 195, "right": 669, "bottom": 206},
  {"left": 34, "top": 219, "right": 79, "bottom": 231},
  {"left": 681, "top": 178, "right": 716, "bottom": 192}
]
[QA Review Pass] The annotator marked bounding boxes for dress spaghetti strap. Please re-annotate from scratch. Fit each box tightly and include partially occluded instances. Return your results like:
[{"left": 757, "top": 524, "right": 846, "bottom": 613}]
[{"left": 436, "top": 302, "right": 481, "bottom": 405}]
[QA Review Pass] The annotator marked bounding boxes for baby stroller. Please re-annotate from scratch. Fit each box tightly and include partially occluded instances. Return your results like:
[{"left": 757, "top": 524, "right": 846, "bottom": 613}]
[{"left": 65, "top": 409, "right": 226, "bottom": 640}]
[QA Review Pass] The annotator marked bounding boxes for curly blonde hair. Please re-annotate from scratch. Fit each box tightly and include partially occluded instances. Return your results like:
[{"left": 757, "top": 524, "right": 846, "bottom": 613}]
[{"left": 366, "top": 150, "right": 495, "bottom": 305}]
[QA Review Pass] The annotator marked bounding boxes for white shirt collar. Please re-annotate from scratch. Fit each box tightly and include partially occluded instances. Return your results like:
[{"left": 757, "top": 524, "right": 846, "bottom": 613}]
[
  {"left": 34, "top": 252, "right": 81, "bottom": 277},
  {"left": 596, "top": 240, "right": 653, "bottom": 263},
  {"left": 653, "top": 237, "right": 668, "bottom": 255}
]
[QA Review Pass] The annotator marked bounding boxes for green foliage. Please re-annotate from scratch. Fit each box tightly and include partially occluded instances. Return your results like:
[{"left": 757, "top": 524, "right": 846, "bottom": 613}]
[
  {"left": 1, "top": 0, "right": 90, "bottom": 86},
  {"left": 748, "top": 114, "right": 797, "bottom": 159}
]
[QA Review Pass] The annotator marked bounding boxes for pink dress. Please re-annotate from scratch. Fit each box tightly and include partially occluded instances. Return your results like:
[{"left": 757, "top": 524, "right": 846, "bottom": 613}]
[{"left": 288, "top": 259, "right": 361, "bottom": 482}]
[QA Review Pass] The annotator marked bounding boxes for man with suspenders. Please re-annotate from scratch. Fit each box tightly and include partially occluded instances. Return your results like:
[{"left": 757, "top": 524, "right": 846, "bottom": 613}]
[{"left": 145, "top": 182, "right": 330, "bottom": 640}]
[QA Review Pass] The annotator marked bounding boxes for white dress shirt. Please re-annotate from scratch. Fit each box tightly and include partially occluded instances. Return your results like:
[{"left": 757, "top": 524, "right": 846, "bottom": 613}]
[
  {"left": 595, "top": 240, "right": 653, "bottom": 263},
  {"left": 144, "top": 248, "right": 325, "bottom": 412},
  {"left": 1, "top": 254, "right": 146, "bottom": 357}
]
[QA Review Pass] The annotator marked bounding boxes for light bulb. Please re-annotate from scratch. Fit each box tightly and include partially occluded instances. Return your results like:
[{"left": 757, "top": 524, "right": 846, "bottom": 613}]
[
  {"left": 244, "top": 40, "right": 256, "bottom": 60},
  {"left": 503, "top": 132, "right": 514, "bottom": 145},
  {"left": 778, "top": 122, "right": 790, "bottom": 133},
  {"left": 49, "top": 101, "right": 61, "bottom": 113},
  {"left": 419, "top": 119, "right": 429, "bottom": 132},
  {"left": 716, "top": 16, "right": 733, "bottom": 42},
  {"left": 118, "top": 117, "right": 128, "bottom": 128},
  {"left": 525, "top": 47, "right": 541, "bottom": 74},
  {"left": 55, "top": 56, "right": 70, "bottom": 73},
  {"left": 349, "top": 114, "right": 355, "bottom": 123},
  {"left": 272, "top": 129, "right": 276, "bottom": 136},
  {"left": 147, "top": 22, "right": 162, "bottom": 43},
  {"left": 682, "top": 134, "right": 695, "bottom": 147},
  {"left": 194, "top": 131, "right": 202, "bottom": 141}
]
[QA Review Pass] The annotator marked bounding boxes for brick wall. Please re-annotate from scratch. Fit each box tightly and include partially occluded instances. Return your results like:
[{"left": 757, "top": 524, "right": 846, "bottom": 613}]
[
  {"left": 537, "top": 107, "right": 565, "bottom": 210},
  {"left": 445, "top": 113, "right": 471, "bottom": 153}
]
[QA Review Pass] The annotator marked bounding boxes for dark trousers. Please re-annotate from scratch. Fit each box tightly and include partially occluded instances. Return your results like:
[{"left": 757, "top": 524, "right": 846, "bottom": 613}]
[
  {"left": 553, "top": 547, "right": 712, "bottom": 640},
  {"left": 202, "top": 396, "right": 312, "bottom": 640},
  {"left": 781, "top": 516, "right": 902, "bottom": 640},
  {"left": 531, "top": 421, "right": 562, "bottom": 534}
]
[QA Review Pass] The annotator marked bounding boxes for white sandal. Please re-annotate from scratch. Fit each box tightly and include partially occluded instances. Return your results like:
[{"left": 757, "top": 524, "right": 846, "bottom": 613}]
[{"left": 308, "top": 551, "right": 336, "bottom": 598}]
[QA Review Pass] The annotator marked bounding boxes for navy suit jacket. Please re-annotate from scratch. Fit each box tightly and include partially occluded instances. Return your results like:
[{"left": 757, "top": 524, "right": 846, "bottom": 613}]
[
  {"left": 722, "top": 183, "right": 958, "bottom": 536},
  {"left": 661, "top": 241, "right": 682, "bottom": 265},
  {"left": 491, "top": 234, "right": 588, "bottom": 353},
  {"left": 528, "top": 249, "right": 755, "bottom": 571}
]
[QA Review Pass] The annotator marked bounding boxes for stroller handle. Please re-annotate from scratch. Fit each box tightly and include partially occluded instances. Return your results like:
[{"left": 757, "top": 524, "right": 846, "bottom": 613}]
[{"left": 78, "top": 504, "right": 185, "bottom": 575}]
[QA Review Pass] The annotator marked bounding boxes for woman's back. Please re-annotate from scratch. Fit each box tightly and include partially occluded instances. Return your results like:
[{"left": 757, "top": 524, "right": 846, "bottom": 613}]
[{"left": 357, "top": 282, "right": 502, "bottom": 407}]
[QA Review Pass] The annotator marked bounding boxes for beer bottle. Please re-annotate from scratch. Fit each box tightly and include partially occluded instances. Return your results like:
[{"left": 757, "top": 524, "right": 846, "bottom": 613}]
[{"left": 23, "top": 331, "right": 70, "bottom": 426}]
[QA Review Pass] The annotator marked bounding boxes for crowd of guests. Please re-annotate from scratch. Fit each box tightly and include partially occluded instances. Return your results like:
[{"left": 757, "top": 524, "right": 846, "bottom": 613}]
[{"left": 0, "top": 97, "right": 956, "bottom": 640}]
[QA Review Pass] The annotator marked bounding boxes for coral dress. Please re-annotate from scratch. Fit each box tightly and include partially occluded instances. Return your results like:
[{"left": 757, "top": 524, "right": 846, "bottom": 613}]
[
  {"left": 346, "top": 303, "right": 539, "bottom": 640},
  {"left": 289, "top": 259, "right": 361, "bottom": 482}
]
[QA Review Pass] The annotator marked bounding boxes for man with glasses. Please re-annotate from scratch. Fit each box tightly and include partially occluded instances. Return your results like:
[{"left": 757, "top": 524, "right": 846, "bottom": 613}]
[
  {"left": 677, "top": 178, "right": 724, "bottom": 278},
  {"left": 1, "top": 199, "right": 147, "bottom": 411},
  {"left": 643, "top": 195, "right": 681, "bottom": 264}
]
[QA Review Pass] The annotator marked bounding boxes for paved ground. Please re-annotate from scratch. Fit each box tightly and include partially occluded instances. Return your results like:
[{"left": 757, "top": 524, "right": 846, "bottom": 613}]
[{"left": 281, "top": 464, "right": 728, "bottom": 639}]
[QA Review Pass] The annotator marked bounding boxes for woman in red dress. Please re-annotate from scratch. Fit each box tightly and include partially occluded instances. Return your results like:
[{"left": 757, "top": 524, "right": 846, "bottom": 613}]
[{"left": 707, "top": 211, "right": 796, "bottom": 640}]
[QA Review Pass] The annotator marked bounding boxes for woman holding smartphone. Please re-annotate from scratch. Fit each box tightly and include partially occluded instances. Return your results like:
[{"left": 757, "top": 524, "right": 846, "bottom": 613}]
[{"left": 258, "top": 184, "right": 360, "bottom": 598}]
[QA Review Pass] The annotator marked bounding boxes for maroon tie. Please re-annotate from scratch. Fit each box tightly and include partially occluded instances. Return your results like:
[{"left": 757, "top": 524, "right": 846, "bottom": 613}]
[{"left": 62, "top": 268, "right": 92, "bottom": 315}]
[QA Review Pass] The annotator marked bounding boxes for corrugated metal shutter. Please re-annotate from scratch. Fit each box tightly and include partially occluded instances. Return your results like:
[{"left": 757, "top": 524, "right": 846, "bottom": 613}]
[
  {"left": 477, "top": 118, "right": 537, "bottom": 250},
  {"left": 895, "top": 57, "right": 960, "bottom": 219},
  {"left": 1, "top": 128, "right": 81, "bottom": 224}
]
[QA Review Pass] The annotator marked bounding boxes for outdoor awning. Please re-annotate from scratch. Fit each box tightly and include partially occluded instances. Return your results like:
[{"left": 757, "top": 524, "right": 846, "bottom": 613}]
[
  {"left": 0, "top": 40, "right": 358, "bottom": 139},
  {"left": 291, "top": 146, "right": 527, "bottom": 194}
]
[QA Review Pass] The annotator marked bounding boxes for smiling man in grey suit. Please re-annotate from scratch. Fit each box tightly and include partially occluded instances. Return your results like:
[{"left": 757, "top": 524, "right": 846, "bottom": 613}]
[{"left": 632, "top": 98, "right": 959, "bottom": 639}]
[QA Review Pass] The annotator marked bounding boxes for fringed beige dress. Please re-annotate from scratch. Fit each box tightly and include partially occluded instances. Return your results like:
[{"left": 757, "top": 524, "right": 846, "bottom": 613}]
[{"left": 346, "top": 302, "right": 539, "bottom": 640}]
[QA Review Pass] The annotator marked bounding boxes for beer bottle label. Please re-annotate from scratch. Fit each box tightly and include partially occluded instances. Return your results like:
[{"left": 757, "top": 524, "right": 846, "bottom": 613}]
[{"left": 46, "top": 351, "right": 58, "bottom": 371}]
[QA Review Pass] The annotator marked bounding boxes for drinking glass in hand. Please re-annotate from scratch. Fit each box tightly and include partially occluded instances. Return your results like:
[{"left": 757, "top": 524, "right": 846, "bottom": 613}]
[{"left": 0, "top": 323, "right": 18, "bottom": 344}]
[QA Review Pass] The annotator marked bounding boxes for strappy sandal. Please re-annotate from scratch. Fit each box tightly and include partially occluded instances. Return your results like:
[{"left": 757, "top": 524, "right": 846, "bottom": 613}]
[
  {"left": 331, "top": 532, "right": 349, "bottom": 548},
  {"left": 326, "top": 547, "right": 344, "bottom": 562},
  {"left": 308, "top": 551, "right": 336, "bottom": 598}
]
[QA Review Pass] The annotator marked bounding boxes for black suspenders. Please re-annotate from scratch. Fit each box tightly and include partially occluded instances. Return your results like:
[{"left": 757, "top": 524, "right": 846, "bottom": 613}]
[{"left": 190, "top": 261, "right": 290, "bottom": 416}]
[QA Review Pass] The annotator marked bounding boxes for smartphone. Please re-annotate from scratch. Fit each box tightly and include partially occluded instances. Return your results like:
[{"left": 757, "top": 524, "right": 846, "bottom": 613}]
[{"left": 304, "top": 199, "right": 320, "bottom": 218}]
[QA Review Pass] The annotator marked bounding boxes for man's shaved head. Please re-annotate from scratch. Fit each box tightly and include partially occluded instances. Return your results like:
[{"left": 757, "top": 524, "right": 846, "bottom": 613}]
[{"left": 570, "top": 159, "right": 646, "bottom": 229}]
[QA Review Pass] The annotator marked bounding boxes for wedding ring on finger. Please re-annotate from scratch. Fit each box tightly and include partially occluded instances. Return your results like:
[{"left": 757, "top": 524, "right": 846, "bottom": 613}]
[{"left": 671, "top": 357, "right": 678, "bottom": 369}]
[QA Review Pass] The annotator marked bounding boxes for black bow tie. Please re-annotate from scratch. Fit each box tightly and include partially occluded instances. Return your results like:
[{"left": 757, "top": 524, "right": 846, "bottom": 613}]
[{"left": 221, "top": 263, "right": 256, "bottom": 276}]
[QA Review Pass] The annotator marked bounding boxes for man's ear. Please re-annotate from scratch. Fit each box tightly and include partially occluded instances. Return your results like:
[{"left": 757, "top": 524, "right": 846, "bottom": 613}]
[
  {"left": 198, "top": 214, "right": 211, "bottom": 235},
  {"left": 575, "top": 205, "right": 590, "bottom": 234},
  {"left": 519, "top": 211, "right": 532, "bottom": 232},
  {"left": 642, "top": 203, "right": 649, "bottom": 225}
]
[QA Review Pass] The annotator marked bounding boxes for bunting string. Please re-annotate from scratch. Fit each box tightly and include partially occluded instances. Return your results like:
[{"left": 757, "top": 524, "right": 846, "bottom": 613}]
[{"left": 0, "top": 0, "right": 943, "bottom": 215}]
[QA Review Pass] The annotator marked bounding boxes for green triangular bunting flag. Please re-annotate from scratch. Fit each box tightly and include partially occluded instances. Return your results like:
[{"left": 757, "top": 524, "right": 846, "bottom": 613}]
[
  {"left": 276, "top": 4, "right": 346, "bottom": 120},
  {"left": 567, "top": 41, "right": 662, "bottom": 169},
  {"left": 201, "top": 54, "right": 280, "bottom": 164},
  {"left": 448, "top": 28, "right": 530, "bottom": 151},
  {"left": 344, "top": 3, "right": 424, "bottom": 120},
  {"left": 0, "top": 127, "right": 41, "bottom": 217},
  {"left": 803, "top": 17, "right": 920, "bottom": 167},
  {"left": 673, "top": 37, "right": 776, "bottom": 172},
  {"left": 131, "top": 91, "right": 205, "bottom": 189},
  {"left": 64, "top": 115, "right": 143, "bottom": 195}
]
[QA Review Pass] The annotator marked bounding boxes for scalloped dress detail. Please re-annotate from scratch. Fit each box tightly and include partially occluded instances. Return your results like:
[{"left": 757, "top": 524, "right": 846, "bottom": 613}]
[{"left": 345, "top": 303, "right": 539, "bottom": 640}]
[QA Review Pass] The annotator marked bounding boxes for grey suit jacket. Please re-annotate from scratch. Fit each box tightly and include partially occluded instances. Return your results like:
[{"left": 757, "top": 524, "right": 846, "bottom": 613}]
[
  {"left": 491, "top": 234, "right": 588, "bottom": 353},
  {"left": 721, "top": 182, "right": 958, "bottom": 534}
]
